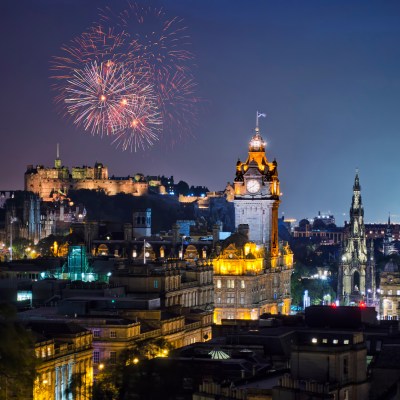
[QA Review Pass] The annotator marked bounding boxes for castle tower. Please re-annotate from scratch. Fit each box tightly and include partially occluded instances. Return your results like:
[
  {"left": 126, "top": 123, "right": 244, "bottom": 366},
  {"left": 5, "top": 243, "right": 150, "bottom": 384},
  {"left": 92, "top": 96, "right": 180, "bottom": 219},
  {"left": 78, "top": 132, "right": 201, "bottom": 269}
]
[
  {"left": 338, "top": 172, "right": 374, "bottom": 304},
  {"left": 233, "top": 112, "right": 280, "bottom": 255}
]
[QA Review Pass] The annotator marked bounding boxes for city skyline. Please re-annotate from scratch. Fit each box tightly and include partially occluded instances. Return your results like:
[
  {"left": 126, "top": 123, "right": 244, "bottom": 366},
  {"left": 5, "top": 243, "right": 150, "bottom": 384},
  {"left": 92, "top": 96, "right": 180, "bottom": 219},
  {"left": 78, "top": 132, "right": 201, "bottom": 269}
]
[{"left": 2, "top": 0, "right": 400, "bottom": 224}]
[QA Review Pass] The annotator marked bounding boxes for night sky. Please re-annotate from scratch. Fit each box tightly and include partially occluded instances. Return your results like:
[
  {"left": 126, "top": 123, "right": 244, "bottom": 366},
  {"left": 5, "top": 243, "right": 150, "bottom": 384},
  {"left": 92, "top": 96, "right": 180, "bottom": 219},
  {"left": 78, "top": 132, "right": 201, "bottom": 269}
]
[{"left": 2, "top": 0, "right": 400, "bottom": 225}]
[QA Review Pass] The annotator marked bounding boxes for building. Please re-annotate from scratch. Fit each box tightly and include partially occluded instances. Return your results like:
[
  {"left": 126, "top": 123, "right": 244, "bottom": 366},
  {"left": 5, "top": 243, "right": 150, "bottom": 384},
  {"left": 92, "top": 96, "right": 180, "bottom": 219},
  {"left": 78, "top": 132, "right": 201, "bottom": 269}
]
[
  {"left": 383, "top": 215, "right": 398, "bottom": 256},
  {"left": 338, "top": 173, "right": 375, "bottom": 304},
  {"left": 213, "top": 224, "right": 293, "bottom": 324},
  {"left": 380, "top": 259, "right": 400, "bottom": 319},
  {"left": 233, "top": 115, "right": 280, "bottom": 249},
  {"left": 31, "top": 320, "right": 93, "bottom": 400},
  {"left": 212, "top": 116, "right": 293, "bottom": 323},
  {"left": 24, "top": 149, "right": 150, "bottom": 201},
  {"left": 273, "top": 330, "right": 370, "bottom": 400}
]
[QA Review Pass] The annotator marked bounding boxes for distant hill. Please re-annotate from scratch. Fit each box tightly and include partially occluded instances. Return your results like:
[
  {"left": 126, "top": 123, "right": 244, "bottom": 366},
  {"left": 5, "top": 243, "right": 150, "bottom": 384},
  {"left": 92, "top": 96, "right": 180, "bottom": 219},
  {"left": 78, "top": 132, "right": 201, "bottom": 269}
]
[{"left": 68, "top": 190, "right": 196, "bottom": 233}]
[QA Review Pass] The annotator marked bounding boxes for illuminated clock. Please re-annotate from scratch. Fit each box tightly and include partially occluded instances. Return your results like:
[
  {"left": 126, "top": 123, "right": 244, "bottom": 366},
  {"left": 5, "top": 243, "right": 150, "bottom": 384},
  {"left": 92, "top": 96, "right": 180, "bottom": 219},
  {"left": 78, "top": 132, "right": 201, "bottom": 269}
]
[{"left": 246, "top": 179, "right": 260, "bottom": 194}]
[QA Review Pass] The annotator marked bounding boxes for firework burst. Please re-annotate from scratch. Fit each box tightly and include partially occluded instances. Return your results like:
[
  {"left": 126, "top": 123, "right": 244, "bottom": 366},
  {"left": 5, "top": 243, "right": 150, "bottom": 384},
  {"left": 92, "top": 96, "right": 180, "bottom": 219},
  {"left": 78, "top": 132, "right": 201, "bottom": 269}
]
[
  {"left": 111, "top": 94, "right": 162, "bottom": 152},
  {"left": 64, "top": 60, "right": 154, "bottom": 136},
  {"left": 51, "top": 2, "right": 200, "bottom": 151}
]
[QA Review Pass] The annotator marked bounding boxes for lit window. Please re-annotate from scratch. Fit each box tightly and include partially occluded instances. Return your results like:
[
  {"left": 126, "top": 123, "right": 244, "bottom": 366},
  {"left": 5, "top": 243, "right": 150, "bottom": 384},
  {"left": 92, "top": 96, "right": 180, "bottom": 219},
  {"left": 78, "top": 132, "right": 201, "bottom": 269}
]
[
  {"left": 154, "top": 280, "right": 159, "bottom": 289},
  {"left": 311, "top": 338, "right": 318, "bottom": 344},
  {"left": 227, "top": 279, "right": 235, "bottom": 289},
  {"left": 227, "top": 293, "right": 235, "bottom": 304},
  {"left": 344, "top": 340, "right": 349, "bottom": 345},
  {"left": 216, "top": 280, "right": 221, "bottom": 289},
  {"left": 322, "top": 338, "right": 328, "bottom": 344},
  {"left": 241, "top": 280, "right": 245, "bottom": 289},
  {"left": 110, "top": 331, "right": 116, "bottom": 338},
  {"left": 397, "top": 290, "right": 400, "bottom": 296},
  {"left": 388, "top": 290, "right": 393, "bottom": 295},
  {"left": 333, "top": 339, "right": 338, "bottom": 344}
]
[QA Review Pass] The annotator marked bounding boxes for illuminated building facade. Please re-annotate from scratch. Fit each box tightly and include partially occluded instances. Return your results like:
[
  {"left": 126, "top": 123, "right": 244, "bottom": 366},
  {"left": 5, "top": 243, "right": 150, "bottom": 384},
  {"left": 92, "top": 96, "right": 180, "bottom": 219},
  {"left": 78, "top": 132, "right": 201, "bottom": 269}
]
[
  {"left": 213, "top": 117, "right": 293, "bottom": 323},
  {"left": 380, "top": 259, "right": 400, "bottom": 319},
  {"left": 32, "top": 321, "right": 93, "bottom": 400},
  {"left": 213, "top": 224, "right": 293, "bottom": 323},
  {"left": 338, "top": 173, "right": 375, "bottom": 304},
  {"left": 25, "top": 150, "right": 149, "bottom": 201},
  {"left": 233, "top": 118, "right": 280, "bottom": 250}
]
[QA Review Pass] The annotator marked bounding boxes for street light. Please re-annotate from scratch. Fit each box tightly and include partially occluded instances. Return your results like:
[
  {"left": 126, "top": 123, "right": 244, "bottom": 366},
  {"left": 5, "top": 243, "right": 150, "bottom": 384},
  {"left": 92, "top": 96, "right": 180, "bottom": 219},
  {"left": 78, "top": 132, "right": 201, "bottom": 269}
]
[{"left": 9, "top": 217, "right": 17, "bottom": 261}]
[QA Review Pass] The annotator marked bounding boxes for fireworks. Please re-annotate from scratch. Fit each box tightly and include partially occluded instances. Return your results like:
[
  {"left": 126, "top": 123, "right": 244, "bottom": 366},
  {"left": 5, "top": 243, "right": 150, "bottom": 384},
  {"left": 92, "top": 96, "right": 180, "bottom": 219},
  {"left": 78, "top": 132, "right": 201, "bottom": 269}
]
[
  {"left": 51, "top": 2, "right": 200, "bottom": 151},
  {"left": 64, "top": 61, "right": 155, "bottom": 136}
]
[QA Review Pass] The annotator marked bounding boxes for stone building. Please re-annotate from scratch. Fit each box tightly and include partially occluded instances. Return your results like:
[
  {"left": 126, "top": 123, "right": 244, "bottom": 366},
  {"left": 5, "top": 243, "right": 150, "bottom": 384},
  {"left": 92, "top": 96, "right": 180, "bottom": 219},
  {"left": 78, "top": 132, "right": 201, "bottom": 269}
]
[
  {"left": 24, "top": 150, "right": 149, "bottom": 201},
  {"left": 31, "top": 320, "right": 93, "bottom": 400},
  {"left": 212, "top": 116, "right": 293, "bottom": 323},
  {"left": 273, "top": 331, "right": 370, "bottom": 400},
  {"left": 213, "top": 224, "right": 293, "bottom": 324},
  {"left": 338, "top": 173, "right": 375, "bottom": 304},
  {"left": 380, "top": 259, "right": 400, "bottom": 319},
  {"left": 233, "top": 115, "right": 280, "bottom": 250}
]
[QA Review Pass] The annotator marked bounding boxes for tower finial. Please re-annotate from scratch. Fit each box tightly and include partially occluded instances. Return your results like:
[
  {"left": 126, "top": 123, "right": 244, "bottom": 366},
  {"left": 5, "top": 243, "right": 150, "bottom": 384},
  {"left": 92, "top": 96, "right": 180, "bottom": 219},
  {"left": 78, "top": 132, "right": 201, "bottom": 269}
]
[
  {"left": 55, "top": 143, "right": 62, "bottom": 169},
  {"left": 256, "top": 111, "right": 266, "bottom": 130}
]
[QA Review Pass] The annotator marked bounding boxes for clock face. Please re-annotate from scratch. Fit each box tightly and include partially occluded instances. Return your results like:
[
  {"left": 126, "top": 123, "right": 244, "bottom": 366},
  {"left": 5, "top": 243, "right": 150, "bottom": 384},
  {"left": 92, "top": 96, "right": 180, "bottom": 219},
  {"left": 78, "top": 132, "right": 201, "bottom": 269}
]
[{"left": 246, "top": 179, "right": 260, "bottom": 194}]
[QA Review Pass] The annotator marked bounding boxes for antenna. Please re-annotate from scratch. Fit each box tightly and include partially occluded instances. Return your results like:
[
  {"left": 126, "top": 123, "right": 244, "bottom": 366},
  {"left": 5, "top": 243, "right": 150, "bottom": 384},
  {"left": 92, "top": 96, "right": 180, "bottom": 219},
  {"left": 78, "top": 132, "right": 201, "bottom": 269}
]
[{"left": 57, "top": 143, "right": 60, "bottom": 159}]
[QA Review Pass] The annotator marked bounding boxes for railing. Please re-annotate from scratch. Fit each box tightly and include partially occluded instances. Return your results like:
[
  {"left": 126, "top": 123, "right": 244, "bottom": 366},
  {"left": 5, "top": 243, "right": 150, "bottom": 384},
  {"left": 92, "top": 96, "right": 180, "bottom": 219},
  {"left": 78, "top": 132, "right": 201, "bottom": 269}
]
[{"left": 139, "top": 329, "right": 161, "bottom": 340}]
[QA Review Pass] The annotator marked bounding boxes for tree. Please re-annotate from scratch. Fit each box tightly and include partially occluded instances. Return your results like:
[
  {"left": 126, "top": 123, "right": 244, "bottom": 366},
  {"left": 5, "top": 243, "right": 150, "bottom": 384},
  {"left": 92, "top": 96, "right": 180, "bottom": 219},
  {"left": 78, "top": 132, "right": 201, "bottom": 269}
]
[{"left": 0, "top": 303, "right": 36, "bottom": 399}]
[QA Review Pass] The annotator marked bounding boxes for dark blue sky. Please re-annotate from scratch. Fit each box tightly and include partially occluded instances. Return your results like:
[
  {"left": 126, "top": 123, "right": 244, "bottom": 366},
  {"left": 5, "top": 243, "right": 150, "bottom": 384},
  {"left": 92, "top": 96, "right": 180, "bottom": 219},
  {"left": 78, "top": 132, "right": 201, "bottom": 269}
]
[{"left": 1, "top": 0, "right": 400, "bottom": 224}]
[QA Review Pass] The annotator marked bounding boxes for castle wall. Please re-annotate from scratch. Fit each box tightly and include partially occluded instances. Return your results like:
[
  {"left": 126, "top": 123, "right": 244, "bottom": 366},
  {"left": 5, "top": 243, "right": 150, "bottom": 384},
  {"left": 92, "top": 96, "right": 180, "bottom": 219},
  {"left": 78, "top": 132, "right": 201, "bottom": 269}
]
[{"left": 25, "top": 165, "right": 148, "bottom": 198}]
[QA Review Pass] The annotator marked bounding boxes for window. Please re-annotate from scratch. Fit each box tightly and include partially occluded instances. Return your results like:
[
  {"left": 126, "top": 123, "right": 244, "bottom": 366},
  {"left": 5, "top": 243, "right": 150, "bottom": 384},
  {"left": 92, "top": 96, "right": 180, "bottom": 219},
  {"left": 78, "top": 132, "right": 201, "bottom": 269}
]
[
  {"left": 397, "top": 290, "right": 400, "bottom": 296},
  {"left": 322, "top": 338, "right": 328, "bottom": 344},
  {"left": 344, "top": 340, "right": 349, "bottom": 345},
  {"left": 216, "top": 297, "right": 221, "bottom": 304},
  {"left": 93, "top": 330, "right": 100, "bottom": 338},
  {"left": 216, "top": 279, "right": 221, "bottom": 289},
  {"left": 388, "top": 289, "right": 393, "bottom": 295},
  {"left": 110, "top": 331, "right": 116, "bottom": 338},
  {"left": 240, "top": 293, "right": 245, "bottom": 305},
  {"left": 227, "top": 279, "right": 235, "bottom": 289},
  {"left": 241, "top": 280, "right": 245, "bottom": 289},
  {"left": 333, "top": 339, "right": 338, "bottom": 344},
  {"left": 154, "top": 280, "right": 159, "bottom": 289},
  {"left": 343, "top": 357, "right": 349, "bottom": 376},
  {"left": 227, "top": 293, "right": 235, "bottom": 304},
  {"left": 311, "top": 338, "right": 318, "bottom": 344},
  {"left": 93, "top": 351, "right": 100, "bottom": 364},
  {"left": 109, "top": 351, "right": 117, "bottom": 364}
]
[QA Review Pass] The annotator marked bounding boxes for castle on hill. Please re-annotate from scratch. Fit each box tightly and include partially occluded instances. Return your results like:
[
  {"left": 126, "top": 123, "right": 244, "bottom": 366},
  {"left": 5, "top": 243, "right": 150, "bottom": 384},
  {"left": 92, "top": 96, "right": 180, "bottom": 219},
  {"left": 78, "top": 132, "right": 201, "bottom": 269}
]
[{"left": 24, "top": 146, "right": 155, "bottom": 201}]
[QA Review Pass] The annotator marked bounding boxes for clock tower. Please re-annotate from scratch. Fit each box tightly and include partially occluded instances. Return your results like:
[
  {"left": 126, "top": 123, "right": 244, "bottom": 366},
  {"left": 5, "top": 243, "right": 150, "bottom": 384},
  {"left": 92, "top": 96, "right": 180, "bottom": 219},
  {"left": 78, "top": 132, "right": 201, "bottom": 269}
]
[{"left": 233, "top": 114, "right": 280, "bottom": 255}]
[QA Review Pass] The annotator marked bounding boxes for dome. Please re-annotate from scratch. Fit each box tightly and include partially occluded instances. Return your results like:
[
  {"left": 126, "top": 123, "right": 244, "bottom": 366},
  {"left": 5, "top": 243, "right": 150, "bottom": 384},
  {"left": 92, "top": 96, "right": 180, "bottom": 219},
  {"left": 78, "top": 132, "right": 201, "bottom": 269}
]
[
  {"left": 384, "top": 259, "right": 399, "bottom": 273},
  {"left": 249, "top": 131, "right": 266, "bottom": 152}
]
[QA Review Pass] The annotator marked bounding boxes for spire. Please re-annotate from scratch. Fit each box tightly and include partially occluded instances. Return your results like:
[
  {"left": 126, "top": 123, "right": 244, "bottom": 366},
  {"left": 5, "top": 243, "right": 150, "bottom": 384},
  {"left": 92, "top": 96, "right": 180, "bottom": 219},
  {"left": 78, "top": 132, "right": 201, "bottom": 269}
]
[
  {"left": 388, "top": 212, "right": 391, "bottom": 226},
  {"left": 55, "top": 143, "right": 62, "bottom": 169},
  {"left": 353, "top": 169, "right": 360, "bottom": 191},
  {"left": 249, "top": 112, "right": 266, "bottom": 152}
]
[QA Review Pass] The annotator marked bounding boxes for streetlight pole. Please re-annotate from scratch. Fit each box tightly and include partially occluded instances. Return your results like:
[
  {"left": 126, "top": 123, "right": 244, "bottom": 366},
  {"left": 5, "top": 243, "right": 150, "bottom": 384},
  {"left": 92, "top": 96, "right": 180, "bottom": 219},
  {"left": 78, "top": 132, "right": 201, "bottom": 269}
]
[{"left": 9, "top": 217, "right": 17, "bottom": 261}]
